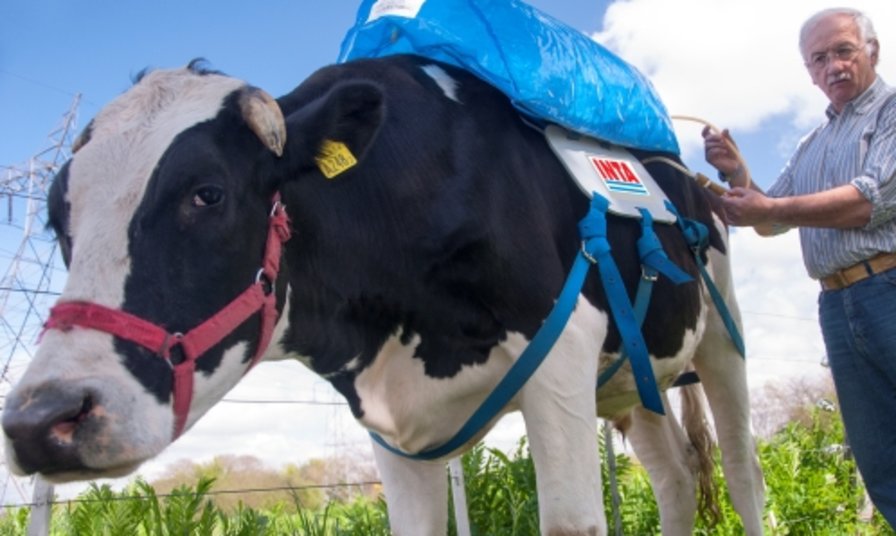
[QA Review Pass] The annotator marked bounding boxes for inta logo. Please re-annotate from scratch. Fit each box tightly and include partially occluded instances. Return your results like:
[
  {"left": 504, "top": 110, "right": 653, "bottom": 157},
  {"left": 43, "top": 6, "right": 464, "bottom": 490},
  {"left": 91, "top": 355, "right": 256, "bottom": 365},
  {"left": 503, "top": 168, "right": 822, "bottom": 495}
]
[{"left": 589, "top": 156, "right": 649, "bottom": 195}]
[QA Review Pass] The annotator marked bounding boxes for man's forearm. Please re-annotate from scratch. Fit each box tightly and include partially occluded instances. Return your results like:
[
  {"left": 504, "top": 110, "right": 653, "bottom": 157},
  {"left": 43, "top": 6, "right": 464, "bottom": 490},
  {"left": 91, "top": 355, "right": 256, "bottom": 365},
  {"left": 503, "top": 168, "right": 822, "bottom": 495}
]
[{"left": 768, "top": 185, "right": 873, "bottom": 229}]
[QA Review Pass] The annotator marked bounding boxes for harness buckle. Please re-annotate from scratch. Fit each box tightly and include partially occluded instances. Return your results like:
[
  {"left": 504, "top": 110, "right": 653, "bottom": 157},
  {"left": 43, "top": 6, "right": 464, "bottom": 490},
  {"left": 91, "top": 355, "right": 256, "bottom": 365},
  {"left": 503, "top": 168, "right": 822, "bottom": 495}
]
[
  {"left": 641, "top": 267, "right": 659, "bottom": 282},
  {"left": 581, "top": 241, "right": 599, "bottom": 265}
]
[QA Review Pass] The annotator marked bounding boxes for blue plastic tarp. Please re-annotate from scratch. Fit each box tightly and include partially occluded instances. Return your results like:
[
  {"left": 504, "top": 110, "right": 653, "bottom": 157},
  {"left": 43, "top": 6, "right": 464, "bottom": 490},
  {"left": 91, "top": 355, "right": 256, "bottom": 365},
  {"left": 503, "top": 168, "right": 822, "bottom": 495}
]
[{"left": 338, "top": 0, "right": 680, "bottom": 154}]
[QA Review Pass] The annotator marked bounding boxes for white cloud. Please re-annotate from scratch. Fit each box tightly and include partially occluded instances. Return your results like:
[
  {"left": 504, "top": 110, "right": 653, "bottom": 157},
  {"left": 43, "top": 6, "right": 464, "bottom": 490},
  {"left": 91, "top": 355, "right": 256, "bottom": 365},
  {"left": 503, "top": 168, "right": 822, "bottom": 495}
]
[
  {"left": 594, "top": 0, "right": 896, "bottom": 154},
  {"left": 727, "top": 229, "right": 828, "bottom": 386}
]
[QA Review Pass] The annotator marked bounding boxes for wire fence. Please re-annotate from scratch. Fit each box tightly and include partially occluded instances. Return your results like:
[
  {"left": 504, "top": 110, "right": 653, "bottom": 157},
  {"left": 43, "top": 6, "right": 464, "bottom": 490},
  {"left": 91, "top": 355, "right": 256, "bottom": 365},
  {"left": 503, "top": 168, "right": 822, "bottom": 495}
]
[
  {"left": 0, "top": 480, "right": 383, "bottom": 510},
  {"left": 220, "top": 398, "right": 347, "bottom": 406}
]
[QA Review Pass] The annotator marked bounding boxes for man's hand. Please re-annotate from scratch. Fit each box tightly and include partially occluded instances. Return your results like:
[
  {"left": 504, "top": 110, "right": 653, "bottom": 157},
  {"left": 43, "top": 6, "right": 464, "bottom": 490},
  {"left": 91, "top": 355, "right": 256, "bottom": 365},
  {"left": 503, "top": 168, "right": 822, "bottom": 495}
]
[
  {"left": 702, "top": 126, "right": 743, "bottom": 183},
  {"left": 720, "top": 187, "right": 775, "bottom": 226}
]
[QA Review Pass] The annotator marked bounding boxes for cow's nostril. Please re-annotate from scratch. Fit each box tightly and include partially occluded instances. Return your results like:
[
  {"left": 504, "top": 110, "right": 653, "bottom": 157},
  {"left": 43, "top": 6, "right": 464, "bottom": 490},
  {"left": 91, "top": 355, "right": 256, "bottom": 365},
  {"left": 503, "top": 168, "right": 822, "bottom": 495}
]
[
  {"left": 2, "top": 385, "right": 100, "bottom": 475},
  {"left": 49, "top": 395, "right": 94, "bottom": 445}
]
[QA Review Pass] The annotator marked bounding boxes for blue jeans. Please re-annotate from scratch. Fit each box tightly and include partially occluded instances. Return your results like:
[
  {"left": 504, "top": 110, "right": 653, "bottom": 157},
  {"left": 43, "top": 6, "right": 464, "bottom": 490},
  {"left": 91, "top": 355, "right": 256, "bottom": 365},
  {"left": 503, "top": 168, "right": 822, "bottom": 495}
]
[{"left": 820, "top": 268, "right": 896, "bottom": 527}]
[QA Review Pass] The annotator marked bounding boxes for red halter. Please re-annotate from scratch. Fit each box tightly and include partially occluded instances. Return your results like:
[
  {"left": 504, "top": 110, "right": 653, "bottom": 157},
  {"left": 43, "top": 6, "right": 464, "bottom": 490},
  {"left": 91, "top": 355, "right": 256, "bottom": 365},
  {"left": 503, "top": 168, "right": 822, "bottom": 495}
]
[{"left": 43, "top": 195, "right": 291, "bottom": 439}]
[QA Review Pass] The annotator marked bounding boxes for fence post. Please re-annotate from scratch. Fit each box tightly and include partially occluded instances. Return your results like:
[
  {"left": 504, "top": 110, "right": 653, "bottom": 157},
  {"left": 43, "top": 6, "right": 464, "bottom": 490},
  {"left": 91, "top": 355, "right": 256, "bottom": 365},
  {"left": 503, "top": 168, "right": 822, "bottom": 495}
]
[
  {"left": 448, "top": 457, "right": 471, "bottom": 536},
  {"left": 27, "top": 476, "right": 53, "bottom": 536},
  {"left": 604, "top": 420, "right": 623, "bottom": 536}
]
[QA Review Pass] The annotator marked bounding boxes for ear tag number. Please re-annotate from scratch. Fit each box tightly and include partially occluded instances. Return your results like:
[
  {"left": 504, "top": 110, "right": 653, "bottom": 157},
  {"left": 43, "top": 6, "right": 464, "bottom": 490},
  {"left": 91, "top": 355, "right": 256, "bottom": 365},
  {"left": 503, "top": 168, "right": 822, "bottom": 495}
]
[{"left": 315, "top": 140, "right": 358, "bottom": 179}]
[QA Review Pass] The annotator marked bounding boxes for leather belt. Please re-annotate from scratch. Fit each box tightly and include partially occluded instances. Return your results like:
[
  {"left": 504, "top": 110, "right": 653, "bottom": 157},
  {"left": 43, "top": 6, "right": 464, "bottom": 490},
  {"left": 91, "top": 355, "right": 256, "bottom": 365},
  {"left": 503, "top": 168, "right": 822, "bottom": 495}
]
[{"left": 820, "top": 251, "right": 896, "bottom": 291}]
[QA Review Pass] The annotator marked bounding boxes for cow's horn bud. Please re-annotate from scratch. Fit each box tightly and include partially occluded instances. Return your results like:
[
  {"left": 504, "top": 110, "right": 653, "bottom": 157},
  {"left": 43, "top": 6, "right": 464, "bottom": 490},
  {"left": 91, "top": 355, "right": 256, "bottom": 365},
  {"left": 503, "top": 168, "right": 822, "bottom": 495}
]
[
  {"left": 239, "top": 87, "right": 286, "bottom": 157},
  {"left": 72, "top": 120, "right": 94, "bottom": 154}
]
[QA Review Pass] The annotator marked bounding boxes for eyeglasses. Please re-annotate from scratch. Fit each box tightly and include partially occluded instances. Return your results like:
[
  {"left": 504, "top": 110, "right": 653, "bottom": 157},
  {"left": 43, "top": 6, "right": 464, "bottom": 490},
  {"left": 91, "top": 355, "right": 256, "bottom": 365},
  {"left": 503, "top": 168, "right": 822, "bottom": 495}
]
[{"left": 806, "top": 44, "right": 865, "bottom": 71}]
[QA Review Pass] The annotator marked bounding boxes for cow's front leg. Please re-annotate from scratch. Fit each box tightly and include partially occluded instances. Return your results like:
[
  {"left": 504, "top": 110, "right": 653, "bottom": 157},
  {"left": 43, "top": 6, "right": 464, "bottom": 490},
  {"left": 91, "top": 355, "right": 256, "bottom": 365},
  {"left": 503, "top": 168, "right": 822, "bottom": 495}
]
[
  {"left": 371, "top": 440, "right": 448, "bottom": 536},
  {"left": 515, "top": 304, "right": 605, "bottom": 536}
]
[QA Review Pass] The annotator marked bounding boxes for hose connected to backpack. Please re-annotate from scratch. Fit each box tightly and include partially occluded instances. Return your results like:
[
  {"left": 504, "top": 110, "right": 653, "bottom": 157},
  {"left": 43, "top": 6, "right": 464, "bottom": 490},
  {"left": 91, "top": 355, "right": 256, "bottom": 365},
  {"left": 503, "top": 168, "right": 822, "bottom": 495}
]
[{"left": 641, "top": 115, "right": 753, "bottom": 195}]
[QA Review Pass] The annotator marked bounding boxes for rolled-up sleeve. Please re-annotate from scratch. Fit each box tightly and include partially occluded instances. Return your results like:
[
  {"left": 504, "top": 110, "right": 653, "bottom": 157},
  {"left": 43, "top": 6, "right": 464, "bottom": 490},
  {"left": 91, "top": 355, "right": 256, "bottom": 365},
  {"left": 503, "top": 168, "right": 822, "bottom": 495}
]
[
  {"left": 850, "top": 98, "right": 896, "bottom": 230},
  {"left": 856, "top": 97, "right": 896, "bottom": 229}
]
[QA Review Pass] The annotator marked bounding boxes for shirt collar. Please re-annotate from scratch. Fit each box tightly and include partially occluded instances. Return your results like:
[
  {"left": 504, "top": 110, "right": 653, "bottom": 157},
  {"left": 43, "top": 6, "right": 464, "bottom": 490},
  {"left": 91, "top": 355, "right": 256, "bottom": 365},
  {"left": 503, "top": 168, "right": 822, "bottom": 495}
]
[{"left": 825, "top": 76, "right": 887, "bottom": 119}]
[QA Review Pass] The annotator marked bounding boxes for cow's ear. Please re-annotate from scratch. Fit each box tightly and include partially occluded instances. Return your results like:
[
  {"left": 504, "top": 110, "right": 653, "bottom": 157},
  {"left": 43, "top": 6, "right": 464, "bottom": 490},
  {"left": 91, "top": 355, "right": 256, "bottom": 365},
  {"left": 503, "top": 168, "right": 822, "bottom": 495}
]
[{"left": 282, "top": 81, "right": 385, "bottom": 171}]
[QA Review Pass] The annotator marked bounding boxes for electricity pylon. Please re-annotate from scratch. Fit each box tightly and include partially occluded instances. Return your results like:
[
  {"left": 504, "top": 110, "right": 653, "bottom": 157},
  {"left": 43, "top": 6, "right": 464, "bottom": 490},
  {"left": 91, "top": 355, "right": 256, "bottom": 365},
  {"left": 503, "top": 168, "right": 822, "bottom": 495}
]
[{"left": 0, "top": 94, "right": 79, "bottom": 507}]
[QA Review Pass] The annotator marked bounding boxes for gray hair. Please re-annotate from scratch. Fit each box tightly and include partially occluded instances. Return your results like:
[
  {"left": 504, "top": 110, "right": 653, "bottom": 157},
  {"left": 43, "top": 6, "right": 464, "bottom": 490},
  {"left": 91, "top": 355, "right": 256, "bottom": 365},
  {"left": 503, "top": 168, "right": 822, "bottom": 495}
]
[{"left": 799, "top": 7, "right": 878, "bottom": 59}]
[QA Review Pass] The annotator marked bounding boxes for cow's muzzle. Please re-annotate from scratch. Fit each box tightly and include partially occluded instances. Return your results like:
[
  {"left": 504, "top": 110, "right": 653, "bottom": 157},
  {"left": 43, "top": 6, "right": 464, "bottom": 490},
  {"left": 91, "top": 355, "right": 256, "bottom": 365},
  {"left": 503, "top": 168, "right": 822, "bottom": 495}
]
[{"left": 2, "top": 380, "right": 101, "bottom": 476}]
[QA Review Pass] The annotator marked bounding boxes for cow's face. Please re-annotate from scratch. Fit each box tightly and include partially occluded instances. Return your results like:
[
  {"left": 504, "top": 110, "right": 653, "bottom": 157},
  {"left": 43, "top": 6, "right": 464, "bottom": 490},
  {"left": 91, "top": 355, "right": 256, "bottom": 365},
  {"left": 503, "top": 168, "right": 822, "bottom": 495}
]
[{"left": 1, "top": 64, "right": 289, "bottom": 481}]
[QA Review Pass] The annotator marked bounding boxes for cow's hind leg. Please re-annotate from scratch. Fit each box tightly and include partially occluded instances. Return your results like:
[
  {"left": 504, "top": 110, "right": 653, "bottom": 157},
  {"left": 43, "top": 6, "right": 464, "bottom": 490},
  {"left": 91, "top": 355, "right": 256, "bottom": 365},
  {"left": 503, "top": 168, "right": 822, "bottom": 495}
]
[
  {"left": 371, "top": 440, "right": 448, "bottom": 536},
  {"left": 625, "top": 392, "right": 700, "bottom": 536},
  {"left": 694, "top": 247, "right": 765, "bottom": 535},
  {"left": 693, "top": 333, "right": 764, "bottom": 535}
]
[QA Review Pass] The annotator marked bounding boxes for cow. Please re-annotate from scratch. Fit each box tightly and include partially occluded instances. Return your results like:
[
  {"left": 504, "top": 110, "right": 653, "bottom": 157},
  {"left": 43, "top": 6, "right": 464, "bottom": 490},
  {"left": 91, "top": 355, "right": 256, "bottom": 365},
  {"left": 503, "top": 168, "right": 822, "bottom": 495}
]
[{"left": 2, "top": 56, "right": 764, "bottom": 535}]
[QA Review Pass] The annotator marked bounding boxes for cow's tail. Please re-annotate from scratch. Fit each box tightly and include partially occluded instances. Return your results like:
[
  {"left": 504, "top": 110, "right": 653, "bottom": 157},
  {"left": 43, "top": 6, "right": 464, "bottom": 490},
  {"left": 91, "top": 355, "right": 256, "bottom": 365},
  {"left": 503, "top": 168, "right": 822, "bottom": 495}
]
[{"left": 680, "top": 378, "right": 723, "bottom": 527}]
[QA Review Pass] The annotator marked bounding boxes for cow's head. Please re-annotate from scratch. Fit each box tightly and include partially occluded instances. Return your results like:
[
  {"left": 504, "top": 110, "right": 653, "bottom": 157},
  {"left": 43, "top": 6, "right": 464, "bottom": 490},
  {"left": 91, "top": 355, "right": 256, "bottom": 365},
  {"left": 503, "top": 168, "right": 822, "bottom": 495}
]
[{"left": 1, "top": 61, "right": 384, "bottom": 481}]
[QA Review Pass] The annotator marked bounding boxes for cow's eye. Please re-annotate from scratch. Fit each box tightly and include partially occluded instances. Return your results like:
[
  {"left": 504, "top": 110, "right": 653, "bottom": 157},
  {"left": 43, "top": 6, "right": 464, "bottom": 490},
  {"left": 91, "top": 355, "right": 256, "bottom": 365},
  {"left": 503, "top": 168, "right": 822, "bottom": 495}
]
[{"left": 191, "top": 185, "right": 225, "bottom": 208}]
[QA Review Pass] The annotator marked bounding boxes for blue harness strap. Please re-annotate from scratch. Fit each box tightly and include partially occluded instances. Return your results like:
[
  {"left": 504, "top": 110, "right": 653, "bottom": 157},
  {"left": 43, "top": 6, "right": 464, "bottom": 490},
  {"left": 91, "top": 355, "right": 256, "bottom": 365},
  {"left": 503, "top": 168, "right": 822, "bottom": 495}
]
[
  {"left": 596, "top": 208, "right": 692, "bottom": 397},
  {"left": 636, "top": 209, "right": 693, "bottom": 286},
  {"left": 664, "top": 200, "right": 746, "bottom": 358},
  {"left": 580, "top": 196, "right": 664, "bottom": 415}
]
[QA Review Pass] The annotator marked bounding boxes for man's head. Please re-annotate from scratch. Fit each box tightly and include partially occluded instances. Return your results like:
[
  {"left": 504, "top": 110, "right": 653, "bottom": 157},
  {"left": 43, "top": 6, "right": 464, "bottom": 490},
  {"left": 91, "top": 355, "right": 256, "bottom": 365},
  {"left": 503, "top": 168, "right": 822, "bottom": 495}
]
[{"left": 799, "top": 8, "right": 879, "bottom": 112}]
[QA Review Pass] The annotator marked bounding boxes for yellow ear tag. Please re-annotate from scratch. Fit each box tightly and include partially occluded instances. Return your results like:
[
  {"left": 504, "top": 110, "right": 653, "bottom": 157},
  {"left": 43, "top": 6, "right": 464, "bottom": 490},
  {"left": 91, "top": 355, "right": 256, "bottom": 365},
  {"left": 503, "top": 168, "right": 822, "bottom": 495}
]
[{"left": 315, "top": 140, "right": 358, "bottom": 179}]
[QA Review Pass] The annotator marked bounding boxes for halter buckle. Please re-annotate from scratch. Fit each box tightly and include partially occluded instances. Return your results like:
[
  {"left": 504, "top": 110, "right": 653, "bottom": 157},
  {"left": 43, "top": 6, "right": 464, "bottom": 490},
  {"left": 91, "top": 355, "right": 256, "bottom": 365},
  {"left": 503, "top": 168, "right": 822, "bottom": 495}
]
[{"left": 159, "top": 332, "right": 184, "bottom": 364}]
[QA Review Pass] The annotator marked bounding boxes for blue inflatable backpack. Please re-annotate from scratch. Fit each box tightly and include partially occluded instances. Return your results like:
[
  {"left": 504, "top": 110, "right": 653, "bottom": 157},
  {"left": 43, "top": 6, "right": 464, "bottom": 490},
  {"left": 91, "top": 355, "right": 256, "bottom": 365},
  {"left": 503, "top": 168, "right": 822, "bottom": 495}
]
[{"left": 338, "top": 0, "right": 680, "bottom": 154}]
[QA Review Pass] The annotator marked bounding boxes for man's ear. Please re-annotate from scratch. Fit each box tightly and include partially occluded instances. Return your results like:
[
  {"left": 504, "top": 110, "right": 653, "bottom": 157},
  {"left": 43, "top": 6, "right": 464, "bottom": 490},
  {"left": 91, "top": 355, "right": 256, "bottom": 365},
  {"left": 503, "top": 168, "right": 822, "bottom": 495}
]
[
  {"left": 282, "top": 81, "right": 385, "bottom": 173},
  {"left": 867, "top": 38, "right": 880, "bottom": 66}
]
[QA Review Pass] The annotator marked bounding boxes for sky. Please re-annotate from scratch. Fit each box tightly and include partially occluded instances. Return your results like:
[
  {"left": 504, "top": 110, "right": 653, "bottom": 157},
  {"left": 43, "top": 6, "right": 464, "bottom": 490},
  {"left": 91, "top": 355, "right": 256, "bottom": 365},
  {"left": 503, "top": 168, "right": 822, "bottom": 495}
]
[{"left": 1, "top": 0, "right": 895, "bottom": 505}]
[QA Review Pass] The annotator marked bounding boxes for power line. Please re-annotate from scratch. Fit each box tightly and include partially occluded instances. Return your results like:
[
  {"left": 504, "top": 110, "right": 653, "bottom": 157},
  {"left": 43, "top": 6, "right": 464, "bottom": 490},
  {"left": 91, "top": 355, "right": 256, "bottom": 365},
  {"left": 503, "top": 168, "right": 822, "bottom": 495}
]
[
  {"left": 0, "top": 69, "right": 85, "bottom": 103},
  {"left": 222, "top": 398, "right": 347, "bottom": 406},
  {"left": 748, "top": 355, "right": 824, "bottom": 363},
  {"left": 740, "top": 309, "right": 816, "bottom": 322}
]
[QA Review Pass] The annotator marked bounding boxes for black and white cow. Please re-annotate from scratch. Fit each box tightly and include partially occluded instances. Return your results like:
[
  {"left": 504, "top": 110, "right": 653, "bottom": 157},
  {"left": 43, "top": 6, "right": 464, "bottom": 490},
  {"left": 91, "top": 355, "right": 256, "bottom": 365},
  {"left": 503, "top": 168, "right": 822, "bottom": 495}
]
[{"left": 2, "top": 56, "right": 764, "bottom": 535}]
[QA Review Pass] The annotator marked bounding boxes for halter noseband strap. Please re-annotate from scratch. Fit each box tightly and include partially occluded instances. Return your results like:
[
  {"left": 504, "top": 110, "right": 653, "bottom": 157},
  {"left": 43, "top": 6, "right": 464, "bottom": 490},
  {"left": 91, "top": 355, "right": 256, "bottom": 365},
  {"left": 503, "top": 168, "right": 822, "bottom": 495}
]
[{"left": 43, "top": 195, "right": 291, "bottom": 439}]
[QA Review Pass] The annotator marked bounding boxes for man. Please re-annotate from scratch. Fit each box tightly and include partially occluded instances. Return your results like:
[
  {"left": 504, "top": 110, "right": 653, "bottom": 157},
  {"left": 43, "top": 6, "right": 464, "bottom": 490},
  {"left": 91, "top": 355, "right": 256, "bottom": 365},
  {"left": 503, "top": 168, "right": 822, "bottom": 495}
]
[{"left": 703, "top": 7, "right": 896, "bottom": 526}]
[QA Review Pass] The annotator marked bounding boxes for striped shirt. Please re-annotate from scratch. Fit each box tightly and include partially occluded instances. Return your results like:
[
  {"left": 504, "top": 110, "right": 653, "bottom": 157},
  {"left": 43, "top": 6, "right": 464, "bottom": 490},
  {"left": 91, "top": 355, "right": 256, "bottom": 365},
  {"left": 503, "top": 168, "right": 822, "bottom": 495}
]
[{"left": 768, "top": 76, "right": 896, "bottom": 279}]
